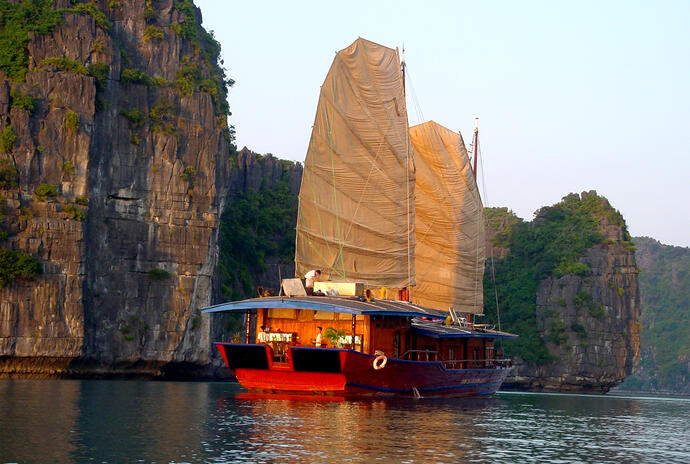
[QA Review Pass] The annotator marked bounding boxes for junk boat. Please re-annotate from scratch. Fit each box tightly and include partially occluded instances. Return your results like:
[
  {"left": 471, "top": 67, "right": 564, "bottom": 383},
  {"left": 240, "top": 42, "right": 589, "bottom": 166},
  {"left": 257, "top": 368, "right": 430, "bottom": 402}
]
[{"left": 203, "top": 38, "right": 517, "bottom": 397}]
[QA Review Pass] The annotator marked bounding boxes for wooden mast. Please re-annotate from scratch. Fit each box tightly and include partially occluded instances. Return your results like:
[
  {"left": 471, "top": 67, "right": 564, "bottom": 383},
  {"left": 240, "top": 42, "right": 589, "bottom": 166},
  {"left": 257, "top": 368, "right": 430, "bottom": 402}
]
[{"left": 472, "top": 117, "right": 479, "bottom": 177}]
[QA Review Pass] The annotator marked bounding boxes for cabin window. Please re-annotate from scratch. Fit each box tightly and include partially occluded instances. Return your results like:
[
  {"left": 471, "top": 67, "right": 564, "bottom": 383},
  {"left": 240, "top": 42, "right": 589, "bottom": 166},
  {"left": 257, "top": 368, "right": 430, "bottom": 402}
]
[{"left": 394, "top": 331, "right": 400, "bottom": 358}]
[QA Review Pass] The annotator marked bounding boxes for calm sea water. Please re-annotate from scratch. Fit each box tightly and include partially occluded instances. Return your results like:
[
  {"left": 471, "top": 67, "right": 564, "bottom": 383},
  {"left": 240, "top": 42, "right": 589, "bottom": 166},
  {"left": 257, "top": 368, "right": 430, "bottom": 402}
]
[{"left": 0, "top": 379, "right": 688, "bottom": 463}]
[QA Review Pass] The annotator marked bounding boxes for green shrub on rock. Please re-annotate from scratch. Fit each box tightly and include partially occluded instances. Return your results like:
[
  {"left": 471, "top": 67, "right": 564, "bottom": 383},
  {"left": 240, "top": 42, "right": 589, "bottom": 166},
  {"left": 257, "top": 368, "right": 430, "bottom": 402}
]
[
  {"left": 1, "top": 126, "right": 16, "bottom": 154},
  {"left": 0, "top": 247, "right": 41, "bottom": 287},
  {"left": 35, "top": 183, "right": 57, "bottom": 201}
]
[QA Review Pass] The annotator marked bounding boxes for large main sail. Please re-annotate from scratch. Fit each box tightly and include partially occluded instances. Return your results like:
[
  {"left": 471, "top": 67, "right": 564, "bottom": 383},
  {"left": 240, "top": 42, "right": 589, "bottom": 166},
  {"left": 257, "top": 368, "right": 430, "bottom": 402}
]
[
  {"left": 410, "top": 121, "right": 486, "bottom": 314},
  {"left": 295, "top": 38, "right": 415, "bottom": 287}
]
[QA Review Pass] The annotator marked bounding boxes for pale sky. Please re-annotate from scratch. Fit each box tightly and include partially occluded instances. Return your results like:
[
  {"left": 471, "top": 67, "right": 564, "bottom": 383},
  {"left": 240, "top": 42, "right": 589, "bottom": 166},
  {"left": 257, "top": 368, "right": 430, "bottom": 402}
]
[{"left": 195, "top": 0, "right": 690, "bottom": 248}]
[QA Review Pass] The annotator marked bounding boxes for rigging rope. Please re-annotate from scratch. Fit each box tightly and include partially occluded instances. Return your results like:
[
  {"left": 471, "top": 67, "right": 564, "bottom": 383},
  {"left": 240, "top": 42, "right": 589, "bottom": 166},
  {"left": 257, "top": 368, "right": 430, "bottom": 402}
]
[
  {"left": 403, "top": 66, "right": 425, "bottom": 126},
  {"left": 477, "top": 140, "right": 503, "bottom": 333}
]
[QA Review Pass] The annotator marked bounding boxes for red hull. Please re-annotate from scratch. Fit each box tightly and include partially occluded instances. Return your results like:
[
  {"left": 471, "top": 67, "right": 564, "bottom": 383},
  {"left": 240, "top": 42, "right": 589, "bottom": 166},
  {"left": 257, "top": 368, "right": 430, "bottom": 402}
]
[{"left": 216, "top": 343, "right": 512, "bottom": 398}]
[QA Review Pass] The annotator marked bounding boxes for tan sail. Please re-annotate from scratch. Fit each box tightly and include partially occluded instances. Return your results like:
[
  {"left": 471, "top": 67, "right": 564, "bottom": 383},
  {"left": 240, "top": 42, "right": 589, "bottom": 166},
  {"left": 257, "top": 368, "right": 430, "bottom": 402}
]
[
  {"left": 409, "top": 121, "right": 486, "bottom": 314},
  {"left": 295, "top": 38, "right": 415, "bottom": 287}
]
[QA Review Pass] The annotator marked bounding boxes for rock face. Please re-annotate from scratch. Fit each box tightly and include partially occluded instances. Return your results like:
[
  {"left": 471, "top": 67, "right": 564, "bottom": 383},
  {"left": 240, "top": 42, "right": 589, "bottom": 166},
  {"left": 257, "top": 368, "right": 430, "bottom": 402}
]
[
  {"left": 615, "top": 237, "right": 690, "bottom": 394},
  {"left": 0, "top": 0, "right": 233, "bottom": 376},
  {"left": 489, "top": 192, "right": 641, "bottom": 392},
  {"left": 508, "top": 224, "right": 640, "bottom": 392},
  {"left": 228, "top": 147, "right": 302, "bottom": 291}
]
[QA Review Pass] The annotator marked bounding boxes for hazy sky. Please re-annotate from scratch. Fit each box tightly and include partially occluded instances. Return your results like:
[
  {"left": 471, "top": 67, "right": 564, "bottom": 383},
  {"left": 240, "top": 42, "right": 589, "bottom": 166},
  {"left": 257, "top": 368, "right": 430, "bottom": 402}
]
[{"left": 195, "top": 0, "right": 690, "bottom": 248}]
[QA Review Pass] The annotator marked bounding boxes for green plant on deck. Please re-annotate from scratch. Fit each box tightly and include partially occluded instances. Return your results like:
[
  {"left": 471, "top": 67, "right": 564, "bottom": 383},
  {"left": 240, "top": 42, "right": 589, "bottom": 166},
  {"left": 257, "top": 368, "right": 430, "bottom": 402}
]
[
  {"left": 0, "top": 0, "right": 62, "bottom": 81},
  {"left": 64, "top": 111, "right": 79, "bottom": 131},
  {"left": 1, "top": 126, "right": 17, "bottom": 154},
  {"left": 35, "top": 183, "right": 57, "bottom": 201},
  {"left": 75, "top": 195, "right": 88, "bottom": 206},
  {"left": 324, "top": 327, "right": 346, "bottom": 347}
]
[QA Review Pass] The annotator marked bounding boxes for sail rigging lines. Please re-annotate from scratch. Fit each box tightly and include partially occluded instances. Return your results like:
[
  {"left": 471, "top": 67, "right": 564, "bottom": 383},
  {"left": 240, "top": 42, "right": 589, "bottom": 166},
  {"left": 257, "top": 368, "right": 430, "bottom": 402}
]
[
  {"left": 475, "top": 134, "right": 503, "bottom": 331},
  {"left": 402, "top": 63, "right": 426, "bottom": 126}
]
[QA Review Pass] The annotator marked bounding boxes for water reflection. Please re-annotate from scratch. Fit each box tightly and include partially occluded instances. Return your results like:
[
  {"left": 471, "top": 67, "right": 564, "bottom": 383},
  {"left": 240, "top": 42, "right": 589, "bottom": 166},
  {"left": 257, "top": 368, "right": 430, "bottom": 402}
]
[
  {"left": 0, "top": 380, "right": 688, "bottom": 463},
  {"left": 0, "top": 379, "right": 80, "bottom": 462}
]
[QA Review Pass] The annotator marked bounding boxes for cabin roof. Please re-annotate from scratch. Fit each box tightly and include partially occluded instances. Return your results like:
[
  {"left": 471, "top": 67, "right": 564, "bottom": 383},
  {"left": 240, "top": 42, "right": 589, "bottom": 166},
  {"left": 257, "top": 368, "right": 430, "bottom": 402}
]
[
  {"left": 202, "top": 296, "right": 448, "bottom": 319},
  {"left": 411, "top": 319, "right": 518, "bottom": 340}
]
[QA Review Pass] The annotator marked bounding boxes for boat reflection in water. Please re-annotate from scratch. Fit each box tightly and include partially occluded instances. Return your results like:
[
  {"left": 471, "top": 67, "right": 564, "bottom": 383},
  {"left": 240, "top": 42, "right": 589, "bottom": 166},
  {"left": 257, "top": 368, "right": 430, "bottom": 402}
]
[
  {"left": 2, "top": 380, "right": 688, "bottom": 463},
  {"left": 214, "top": 388, "right": 498, "bottom": 463}
]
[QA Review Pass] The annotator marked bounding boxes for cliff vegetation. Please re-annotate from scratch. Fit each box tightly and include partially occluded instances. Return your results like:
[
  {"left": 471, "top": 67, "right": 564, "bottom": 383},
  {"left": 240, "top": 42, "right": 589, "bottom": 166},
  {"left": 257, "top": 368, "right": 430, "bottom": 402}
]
[
  {"left": 617, "top": 237, "right": 690, "bottom": 393},
  {"left": 219, "top": 159, "right": 298, "bottom": 300},
  {"left": 483, "top": 191, "right": 640, "bottom": 392}
]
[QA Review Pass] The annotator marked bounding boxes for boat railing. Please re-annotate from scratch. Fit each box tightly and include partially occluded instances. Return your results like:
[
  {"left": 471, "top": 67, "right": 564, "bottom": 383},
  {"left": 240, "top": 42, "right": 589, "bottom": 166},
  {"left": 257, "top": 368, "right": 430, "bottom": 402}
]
[
  {"left": 441, "top": 358, "right": 513, "bottom": 369},
  {"left": 401, "top": 350, "right": 441, "bottom": 361},
  {"left": 400, "top": 351, "right": 513, "bottom": 369}
]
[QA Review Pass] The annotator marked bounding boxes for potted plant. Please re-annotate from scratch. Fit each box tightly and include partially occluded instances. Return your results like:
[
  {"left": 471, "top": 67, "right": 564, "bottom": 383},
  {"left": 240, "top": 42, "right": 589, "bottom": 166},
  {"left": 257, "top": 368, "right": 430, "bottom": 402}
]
[{"left": 324, "top": 327, "right": 346, "bottom": 348}]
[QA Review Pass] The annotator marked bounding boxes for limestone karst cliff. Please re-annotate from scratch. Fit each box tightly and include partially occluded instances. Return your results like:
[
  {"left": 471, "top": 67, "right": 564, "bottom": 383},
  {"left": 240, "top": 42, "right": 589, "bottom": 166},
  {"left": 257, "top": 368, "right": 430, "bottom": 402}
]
[
  {"left": 616, "top": 237, "right": 690, "bottom": 394},
  {"left": 484, "top": 192, "right": 640, "bottom": 392},
  {"left": 0, "top": 0, "right": 235, "bottom": 376}
]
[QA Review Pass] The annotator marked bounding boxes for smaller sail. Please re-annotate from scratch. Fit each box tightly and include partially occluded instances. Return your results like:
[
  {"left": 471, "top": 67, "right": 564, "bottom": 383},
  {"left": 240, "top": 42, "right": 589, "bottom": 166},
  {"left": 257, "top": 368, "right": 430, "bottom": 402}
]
[{"left": 410, "top": 121, "right": 485, "bottom": 314}]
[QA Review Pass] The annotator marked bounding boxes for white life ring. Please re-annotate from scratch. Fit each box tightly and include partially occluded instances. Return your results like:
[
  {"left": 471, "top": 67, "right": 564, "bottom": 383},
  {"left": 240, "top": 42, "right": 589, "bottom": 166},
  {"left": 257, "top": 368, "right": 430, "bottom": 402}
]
[{"left": 373, "top": 355, "right": 387, "bottom": 370}]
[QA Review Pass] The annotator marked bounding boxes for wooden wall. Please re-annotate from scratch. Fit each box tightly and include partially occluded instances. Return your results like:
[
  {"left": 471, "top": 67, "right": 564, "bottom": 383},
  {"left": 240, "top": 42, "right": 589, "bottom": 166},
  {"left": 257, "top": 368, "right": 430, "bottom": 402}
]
[{"left": 257, "top": 309, "right": 370, "bottom": 352}]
